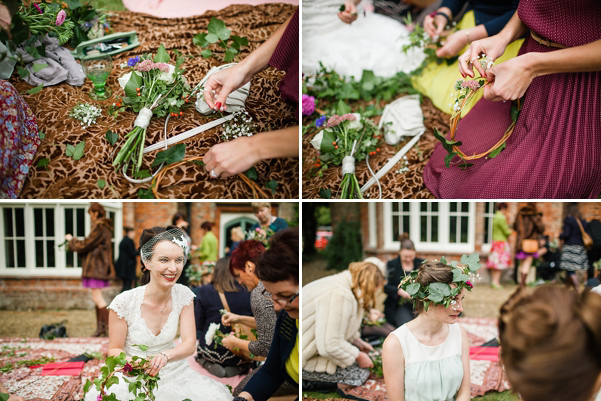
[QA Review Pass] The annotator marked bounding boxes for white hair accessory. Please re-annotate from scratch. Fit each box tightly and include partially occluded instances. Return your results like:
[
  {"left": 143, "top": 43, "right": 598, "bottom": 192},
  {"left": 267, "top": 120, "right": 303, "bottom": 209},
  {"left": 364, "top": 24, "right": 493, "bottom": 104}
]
[{"left": 140, "top": 227, "right": 189, "bottom": 266}]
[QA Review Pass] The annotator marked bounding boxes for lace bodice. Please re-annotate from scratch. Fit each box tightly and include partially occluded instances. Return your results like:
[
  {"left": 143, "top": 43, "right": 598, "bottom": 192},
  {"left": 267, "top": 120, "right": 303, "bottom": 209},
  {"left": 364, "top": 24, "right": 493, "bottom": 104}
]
[{"left": 109, "top": 284, "right": 195, "bottom": 357}]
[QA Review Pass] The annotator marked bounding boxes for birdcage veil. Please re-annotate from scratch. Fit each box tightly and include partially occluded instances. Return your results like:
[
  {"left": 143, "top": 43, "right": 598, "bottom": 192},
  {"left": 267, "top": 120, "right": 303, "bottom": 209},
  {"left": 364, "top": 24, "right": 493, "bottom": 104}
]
[{"left": 140, "top": 227, "right": 190, "bottom": 266}]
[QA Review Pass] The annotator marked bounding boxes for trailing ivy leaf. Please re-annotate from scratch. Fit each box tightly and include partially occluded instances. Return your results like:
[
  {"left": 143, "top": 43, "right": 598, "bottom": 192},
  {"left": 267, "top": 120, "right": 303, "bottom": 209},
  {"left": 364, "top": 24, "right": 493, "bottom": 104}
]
[
  {"left": 318, "top": 188, "right": 332, "bottom": 199},
  {"left": 65, "top": 0, "right": 82, "bottom": 9},
  {"left": 510, "top": 101, "right": 520, "bottom": 123},
  {"left": 444, "top": 152, "right": 456, "bottom": 168},
  {"left": 25, "top": 46, "right": 41, "bottom": 60},
  {"left": 205, "top": 33, "right": 219, "bottom": 44},
  {"left": 201, "top": 49, "right": 212, "bottom": 58},
  {"left": 124, "top": 71, "right": 143, "bottom": 98},
  {"left": 36, "top": 44, "right": 46, "bottom": 57},
  {"left": 73, "top": 140, "right": 85, "bottom": 160},
  {"left": 320, "top": 129, "right": 336, "bottom": 153},
  {"left": 105, "top": 356, "right": 117, "bottom": 371},
  {"left": 153, "top": 44, "right": 170, "bottom": 63},
  {"left": 37, "top": 158, "right": 49, "bottom": 168},
  {"left": 26, "top": 84, "right": 43, "bottom": 95},
  {"left": 339, "top": 4, "right": 345, "bottom": 11},
  {"left": 487, "top": 142, "right": 506, "bottom": 158},
  {"left": 33, "top": 62, "right": 48, "bottom": 73},
  {"left": 224, "top": 47, "right": 238, "bottom": 62},
  {"left": 97, "top": 180, "right": 106, "bottom": 189},
  {"left": 360, "top": 70, "right": 376, "bottom": 92},
  {"left": 230, "top": 35, "right": 248, "bottom": 50},
  {"left": 132, "top": 170, "right": 151, "bottom": 179},
  {"left": 265, "top": 180, "right": 278, "bottom": 195},
  {"left": 432, "top": 127, "right": 456, "bottom": 153},
  {"left": 427, "top": 291, "right": 444, "bottom": 303},
  {"left": 245, "top": 166, "right": 258, "bottom": 180},
  {"left": 194, "top": 160, "right": 206, "bottom": 167},
  {"left": 66, "top": 144, "right": 76, "bottom": 157},
  {"left": 208, "top": 18, "right": 230, "bottom": 41},
  {"left": 134, "top": 344, "right": 149, "bottom": 351},
  {"left": 406, "top": 282, "right": 420, "bottom": 296},
  {"left": 460, "top": 253, "right": 481, "bottom": 272},
  {"left": 17, "top": 66, "right": 29, "bottom": 79},
  {"left": 193, "top": 33, "right": 210, "bottom": 48},
  {"left": 152, "top": 143, "right": 185, "bottom": 167},
  {"left": 105, "top": 130, "right": 118, "bottom": 145},
  {"left": 39, "top": 132, "right": 45, "bottom": 140},
  {"left": 430, "top": 282, "right": 452, "bottom": 297},
  {"left": 458, "top": 162, "right": 473, "bottom": 170},
  {"left": 335, "top": 99, "right": 351, "bottom": 116}
]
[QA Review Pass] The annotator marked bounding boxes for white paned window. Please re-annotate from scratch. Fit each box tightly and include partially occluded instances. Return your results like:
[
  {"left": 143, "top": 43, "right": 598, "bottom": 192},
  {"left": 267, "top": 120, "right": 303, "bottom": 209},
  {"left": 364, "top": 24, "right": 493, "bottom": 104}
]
[
  {"left": 2, "top": 207, "right": 26, "bottom": 269},
  {"left": 482, "top": 202, "right": 496, "bottom": 253}
]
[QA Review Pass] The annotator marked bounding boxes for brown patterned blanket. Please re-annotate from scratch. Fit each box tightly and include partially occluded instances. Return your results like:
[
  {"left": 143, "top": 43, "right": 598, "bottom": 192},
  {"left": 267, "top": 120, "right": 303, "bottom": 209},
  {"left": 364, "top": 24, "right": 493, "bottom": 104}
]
[
  {"left": 302, "top": 97, "right": 450, "bottom": 199},
  {"left": 12, "top": 4, "right": 298, "bottom": 199}
]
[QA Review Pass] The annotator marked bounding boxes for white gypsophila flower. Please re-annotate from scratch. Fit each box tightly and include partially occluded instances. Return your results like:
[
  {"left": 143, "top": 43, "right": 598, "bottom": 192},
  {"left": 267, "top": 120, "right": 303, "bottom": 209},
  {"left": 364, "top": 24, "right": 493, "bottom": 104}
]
[{"left": 205, "top": 322, "right": 220, "bottom": 346}]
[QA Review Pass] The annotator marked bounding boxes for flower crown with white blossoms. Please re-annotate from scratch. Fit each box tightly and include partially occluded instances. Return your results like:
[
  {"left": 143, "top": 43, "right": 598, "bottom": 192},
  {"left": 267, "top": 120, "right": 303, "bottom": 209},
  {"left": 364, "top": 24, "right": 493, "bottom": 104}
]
[{"left": 399, "top": 253, "right": 481, "bottom": 312}]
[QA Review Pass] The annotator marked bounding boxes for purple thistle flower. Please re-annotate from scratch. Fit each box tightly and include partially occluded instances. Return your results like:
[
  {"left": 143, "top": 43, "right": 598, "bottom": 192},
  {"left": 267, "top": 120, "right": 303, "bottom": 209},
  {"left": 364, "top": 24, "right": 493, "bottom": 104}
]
[
  {"left": 315, "top": 115, "right": 327, "bottom": 127},
  {"left": 56, "top": 10, "right": 66, "bottom": 26},
  {"left": 34, "top": 3, "right": 43, "bottom": 14}
]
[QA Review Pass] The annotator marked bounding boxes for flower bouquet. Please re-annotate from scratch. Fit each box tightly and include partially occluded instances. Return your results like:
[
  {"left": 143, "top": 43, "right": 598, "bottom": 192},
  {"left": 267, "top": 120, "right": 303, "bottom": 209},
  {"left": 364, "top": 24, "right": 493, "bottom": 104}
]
[
  {"left": 185, "top": 260, "right": 215, "bottom": 286},
  {"left": 17, "top": 2, "right": 75, "bottom": 45},
  {"left": 246, "top": 227, "right": 274, "bottom": 247},
  {"left": 113, "top": 45, "right": 191, "bottom": 175},
  {"left": 310, "top": 113, "right": 381, "bottom": 198}
]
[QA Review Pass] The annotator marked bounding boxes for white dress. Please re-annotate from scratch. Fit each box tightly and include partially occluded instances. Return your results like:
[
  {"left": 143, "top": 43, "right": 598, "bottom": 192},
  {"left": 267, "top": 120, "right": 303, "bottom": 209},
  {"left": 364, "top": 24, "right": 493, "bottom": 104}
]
[
  {"left": 391, "top": 323, "right": 463, "bottom": 401},
  {"left": 84, "top": 284, "right": 232, "bottom": 401},
  {"left": 302, "top": 0, "right": 425, "bottom": 79}
]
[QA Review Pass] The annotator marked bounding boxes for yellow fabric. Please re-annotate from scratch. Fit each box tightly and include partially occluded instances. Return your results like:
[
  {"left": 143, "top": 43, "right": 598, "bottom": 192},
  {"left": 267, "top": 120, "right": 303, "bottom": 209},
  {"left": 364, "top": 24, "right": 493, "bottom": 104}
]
[
  {"left": 412, "top": 11, "right": 524, "bottom": 116},
  {"left": 285, "top": 319, "right": 299, "bottom": 384}
]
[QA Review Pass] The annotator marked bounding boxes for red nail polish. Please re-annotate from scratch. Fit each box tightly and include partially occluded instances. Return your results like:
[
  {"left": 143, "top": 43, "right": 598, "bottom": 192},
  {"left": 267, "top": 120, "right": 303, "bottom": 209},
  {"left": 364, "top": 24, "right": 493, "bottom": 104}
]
[{"left": 215, "top": 102, "right": 222, "bottom": 109}]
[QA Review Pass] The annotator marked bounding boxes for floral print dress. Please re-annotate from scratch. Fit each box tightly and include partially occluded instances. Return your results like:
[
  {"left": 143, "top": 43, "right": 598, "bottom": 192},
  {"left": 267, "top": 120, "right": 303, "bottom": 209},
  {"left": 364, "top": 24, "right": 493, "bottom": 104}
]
[{"left": 0, "top": 80, "right": 39, "bottom": 198}]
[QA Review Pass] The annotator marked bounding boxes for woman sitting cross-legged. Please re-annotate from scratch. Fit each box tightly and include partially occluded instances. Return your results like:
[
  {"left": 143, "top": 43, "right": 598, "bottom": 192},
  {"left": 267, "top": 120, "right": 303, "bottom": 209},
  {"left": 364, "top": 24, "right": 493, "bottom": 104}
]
[{"left": 383, "top": 260, "right": 471, "bottom": 401}]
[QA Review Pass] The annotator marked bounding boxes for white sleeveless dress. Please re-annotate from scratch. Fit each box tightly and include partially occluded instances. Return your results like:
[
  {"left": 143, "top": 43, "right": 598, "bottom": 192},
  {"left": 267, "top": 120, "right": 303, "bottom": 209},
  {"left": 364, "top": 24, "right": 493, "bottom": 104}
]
[
  {"left": 391, "top": 323, "right": 463, "bottom": 401},
  {"left": 84, "top": 284, "right": 232, "bottom": 401},
  {"left": 302, "top": 0, "right": 425, "bottom": 79}
]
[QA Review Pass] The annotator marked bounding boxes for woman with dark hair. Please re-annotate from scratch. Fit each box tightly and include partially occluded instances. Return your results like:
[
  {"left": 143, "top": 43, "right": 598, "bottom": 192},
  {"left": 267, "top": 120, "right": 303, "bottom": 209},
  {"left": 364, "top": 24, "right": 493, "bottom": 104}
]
[
  {"left": 65, "top": 202, "right": 115, "bottom": 337},
  {"left": 235, "top": 228, "right": 299, "bottom": 401},
  {"left": 384, "top": 233, "right": 424, "bottom": 327},
  {"left": 382, "top": 260, "right": 471, "bottom": 401},
  {"left": 514, "top": 203, "right": 545, "bottom": 287},
  {"left": 84, "top": 226, "right": 232, "bottom": 401},
  {"left": 195, "top": 257, "right": 253, "bottom": 377},
  {"left": 560, "top": 203, "right": 590, "bottom": 290},
  {"left": 197, "top": 221, "right": 218, "bottom": 263},
  {"left": 499, "top": 286, "right": 601, "bottom": 401},
  {"left": 486, "top": 202, "right": 512, "bottom": 289},
  {"left": 115, "top": 227, "right": 139, "bottom": 293},
  {"left": 223, "top": 239, "right": 296, "bottom": 397}
]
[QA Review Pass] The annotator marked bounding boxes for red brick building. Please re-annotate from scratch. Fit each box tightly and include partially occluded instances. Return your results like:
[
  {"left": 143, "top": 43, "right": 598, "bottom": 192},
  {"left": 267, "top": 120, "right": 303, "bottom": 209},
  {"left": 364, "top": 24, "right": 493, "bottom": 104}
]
[{"left": 0, "top": 202, "right": 296, "bottom": 309}]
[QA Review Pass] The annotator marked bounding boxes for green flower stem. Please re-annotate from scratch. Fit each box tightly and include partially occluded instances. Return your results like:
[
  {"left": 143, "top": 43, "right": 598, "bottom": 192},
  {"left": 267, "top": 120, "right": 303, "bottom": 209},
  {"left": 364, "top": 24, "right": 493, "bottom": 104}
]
[{"left": 137, "top": 128, "right": 146, "bottom": 172}]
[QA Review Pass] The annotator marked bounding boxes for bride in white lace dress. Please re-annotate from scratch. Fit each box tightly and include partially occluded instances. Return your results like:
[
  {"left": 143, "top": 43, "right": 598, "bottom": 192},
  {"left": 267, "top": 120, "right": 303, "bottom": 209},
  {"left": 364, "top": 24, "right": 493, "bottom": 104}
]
[{"left": 84, "top": 227, "right": 232, "bottom": 401}]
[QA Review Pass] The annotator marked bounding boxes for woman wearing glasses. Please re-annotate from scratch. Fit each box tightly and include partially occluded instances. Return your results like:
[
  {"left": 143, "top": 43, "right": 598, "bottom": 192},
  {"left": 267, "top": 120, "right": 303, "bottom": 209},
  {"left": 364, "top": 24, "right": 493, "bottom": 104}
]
[
  {"left": 302, "top": 260, "right": 386, "bottom": 396},
  {"left": 222, "top": 239, "right": 297, "bottom": 397}
]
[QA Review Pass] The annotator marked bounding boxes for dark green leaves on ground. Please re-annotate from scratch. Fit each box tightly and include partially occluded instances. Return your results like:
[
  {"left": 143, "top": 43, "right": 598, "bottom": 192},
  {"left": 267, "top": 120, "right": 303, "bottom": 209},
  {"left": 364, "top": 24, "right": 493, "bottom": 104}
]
[
  {"left": 65, "top": 140, "right": 85, "bottom": 160},
  {"left": 97, "top": 180, "right": 106, "bottom": 189},
  {"left": 26, "top": 84, "right": 44, "bottom": 95},
  {"left": 105, "top": 130, "right": 118, "bottom": 145},
  {"left": 208, "top": 18, "right": 230, "bottom": 41},
  {"left": 152, "top": 144, "right": 185, "bottom": 167},
  {"left": 265, "top": 180, "right": 278, "bottom": 195},
  {"left": 318, "top": 188, "right": 332, "bottom": 199},
  {"left": 132, "top": 170, "right": 151, "bottom": 179},
  {"left": 244, "top": 166, "right": 258, "bottom": 180},
  {"left": 36, "top": 158, "right": 49, "bottom": 168},
  {"left": 137, "top": 188, "right": 155, "bottom": 199}
]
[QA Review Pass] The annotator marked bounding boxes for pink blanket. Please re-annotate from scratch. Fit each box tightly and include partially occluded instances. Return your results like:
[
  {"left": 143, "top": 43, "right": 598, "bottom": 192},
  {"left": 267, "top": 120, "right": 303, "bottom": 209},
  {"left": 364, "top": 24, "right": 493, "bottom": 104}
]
[{"left": 123, "top": 0, "right": 298, "bottom": 18}]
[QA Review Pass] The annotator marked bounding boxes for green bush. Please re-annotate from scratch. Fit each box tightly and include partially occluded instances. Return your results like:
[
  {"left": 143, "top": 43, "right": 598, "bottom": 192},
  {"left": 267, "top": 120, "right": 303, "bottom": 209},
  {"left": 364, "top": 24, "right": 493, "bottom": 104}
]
[{"left": 324, "top": 221, "right": 363, "bottom": 270}]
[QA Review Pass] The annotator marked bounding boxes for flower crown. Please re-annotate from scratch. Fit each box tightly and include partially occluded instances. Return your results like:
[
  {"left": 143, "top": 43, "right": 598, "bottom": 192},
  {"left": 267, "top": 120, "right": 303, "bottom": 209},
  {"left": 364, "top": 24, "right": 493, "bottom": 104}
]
[{"left": 399, "top": 253, "right": 481, "bottom": 311}]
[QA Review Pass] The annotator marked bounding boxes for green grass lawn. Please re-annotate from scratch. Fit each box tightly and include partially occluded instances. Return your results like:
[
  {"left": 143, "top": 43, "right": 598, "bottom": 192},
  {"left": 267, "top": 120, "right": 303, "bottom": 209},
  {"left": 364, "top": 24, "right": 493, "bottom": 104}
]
[
  {"left": 302, "top": 390, "right": 519, "bottom": 400},
  {"left": 88, "top": 0, "right": 126, "bottom": 11}
]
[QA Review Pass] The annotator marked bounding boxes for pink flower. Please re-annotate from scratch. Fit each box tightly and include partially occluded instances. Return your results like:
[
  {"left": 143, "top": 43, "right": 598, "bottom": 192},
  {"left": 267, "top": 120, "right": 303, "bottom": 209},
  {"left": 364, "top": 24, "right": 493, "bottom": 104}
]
[
  {"left": 153, "top": 62, "right": 170, "bottom": 73},
  {"left": 123, "top": 363, "right": 133, "bottom": 373},
  {"left": 255, "top": 227, "right": 260, "bottom": 231},
  {"left": 461, "top": 80, "right": 481, "bottom": 91},
  {"left": 466, "top": 281, "right": 473, "bottom": 288},
  {"left": 97, "top": 396, "right": 102, "bottom": 401},
  {"left": 34, "top": 3, "right": 43, "bottom": 14},
  {"left": 341, "top": 113, "right": 356, "bottom": 122},
  {"left": 326, "top": 115, "right": 343, "bottom": 127},
  {"left": 302, "top": 94, "right": 315, "bottom": 116},
  {"left": 136, "top": 60, "right": 154, "bottom": 72},
  {"left": 56, "top": 10, "right": 66, "bottom": 26}
]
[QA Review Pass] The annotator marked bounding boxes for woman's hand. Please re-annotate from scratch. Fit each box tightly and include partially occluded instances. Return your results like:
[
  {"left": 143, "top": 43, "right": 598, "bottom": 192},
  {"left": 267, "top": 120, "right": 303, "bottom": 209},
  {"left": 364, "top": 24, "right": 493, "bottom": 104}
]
[
  {"left": 338, "top": 0, "right": 358, "bottom": 24},
  {"left": 203, "top": 136, "right": 261, "bottom": 178},
  {"left": 221, "top": 333, "right": 239, "bottom": 350},
  {"left": 424, "top": 12, "right": 447, "bottom": 40},
  {"left": 356, "top": 351, "right": 374, "bottom": 368},
  {"left": 202, "top": 64, "right": 252, "bottom": 112},
  {"left": 398, "top": 288, "right": 411, "bottom": 299},
  {"left": 65, "top": 234, "right": 73, "bottom": 241},
  {"left": 145, "top": 353, "right": 168, "bottom": 377},
  {"left": 482, "top": 54, "right": 535, "bottom": 101},
  {"left": 221, "top": 312, "right": 239, "bottom": 326},
  {"left": 458, "top": 35, "right": 509, "bottom": 78},
  {"left": 436, "top": 30, "right": 468, "bottom": 58},
  {"left": 353, "top": 338, "right": 374, "bottom": 352}
]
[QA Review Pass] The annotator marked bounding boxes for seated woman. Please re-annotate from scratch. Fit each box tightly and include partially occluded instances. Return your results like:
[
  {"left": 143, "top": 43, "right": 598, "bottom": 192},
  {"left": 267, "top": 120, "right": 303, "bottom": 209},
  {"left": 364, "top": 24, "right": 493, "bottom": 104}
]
[
  {"left": 84, "top": 226, "right": 231, "bottom": 401},
  {"left": 414, "top": 0, "right": 522, "bottom": 115},
  {"left": 499, "top": 285, "right": 601, "bottom": 401},
  {"left": 195, "top": 257, "right": 253, "bottom": 377},
  {"left": 302, "top": 261, "right": 385, "bottom": 394},
  {"left": 222, "top": 240, "right": 296, "bottom": 397},
  {"left": 232, "top": 228, "right": 300, "bottom": 401},
  {"left": 202, "top": 9, "right": 298, "bottom": 179},
  {"left": 382, "top": 260, "right": 471, "bottom": 401}
]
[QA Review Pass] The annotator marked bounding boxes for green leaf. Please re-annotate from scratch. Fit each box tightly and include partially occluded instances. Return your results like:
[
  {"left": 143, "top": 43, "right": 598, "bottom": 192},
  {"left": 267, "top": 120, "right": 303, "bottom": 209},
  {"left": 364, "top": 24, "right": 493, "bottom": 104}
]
[
  {"left": 320, "top": 129, "right": 336, "bottom": 154},
  {"left": 73, "top": 140, "right": 85, "bottom": 160},
  {"left": 406, "top": 282, "right": 420, "bottom": 296},
  {"left": 487, "top": 142, "right": 506, "bottom": 158},
  {"left": 124, "top": 71, "right": 143, "bottom": 98},
  {"left": 458, "top": 162, "right": 473, "bottom": 170},
  {"left": 193, "top": 33, "right": 210, "bottom": 48},
  {"left": 37, "top": 158, "right": 49, "bottom": 168},
  {"left": 105, "top": 356, "right": 117, "bottom": 371},
  {"left": 440, "top": 256, "right": 447, "bottom": 264},
  {"left": 97, "top": 180, "right": 106, "bottom": 189},
  {"left": 153, "top": 44, "right": 170, "bottom": 63},
  {"left": 430, "top": 282, "right": 451, "bottom": 297},
  {"left": 335, "top": 99, "right": 351, "bottom": 116},
  {"left": 65, "top": 144, "right": 76, "bottom": 157},
  {"left": 460, "top": 253, "right": 479, "bottom": 265},
  {"left": 25, "top": 46, "right": 41, "bottom": 60},
  {"left": 105, "top": 130, "right": 118, "bottom": 145},
  {"left": 36, "top": 45, "right": 46, "bottom": 58},
  {"left": 194, "top": 161, "right": 206, "bottom": 167},
  {"left": 33, "top": 62, "right": 48, "bottom": 73},
  {"left": 444, "top": 152, "right": 456, "bottom": 168},
  {"left": 132, "top": 170, "right": 151, "bottom": 179},
  {"left": 201, "top": 49, "right": 212, "bottom": 58},
  {"left": 152, "top": 143, "right": 186, "bottom": 167},
  {"left": 205, "top": 33, "right": 219, "bottom": 44},
  {"left": 17, "top": 66, "right": 29, "bottom": 79},
  {"left": 83, "top": 380, "right": 92, "bottom": 394},
  {"left": 208, "top": 17, "right": 230, "bottom": 41},
  {"left": 360, "top": 70, "right": 376, "bottom": 91},
  {"left": 224, "top": 47, "right": 238, "bottom": 62},
  {"left": 427, "top": 291, "right": 443, "bottom": 303},
  {"left": 244, "top": 166, "right": 258, "bottom": 180},
  {"left": 230, "top": 35, "right": 248, "bottom": 50},
  {"left": 65, "top": 0, "right": 82, "bottom": 9},
  {"left": 510, "top": 101, "right": 520, "bottom": 123},
  {"left": 137, "top": 188, "right": 155, "bottom": 199},
  {"left": 39, "top": 132, "right": 45, "bottom": 140},
  {"left": 26, "top": 84, "right": 44, "bottom": 95},
  {"left": 134, "top": 344, "right": 149, "bottom": 351},
  {"left": 265, "top": 180, "right": 278, "bottom": 195},
  {"left": 318, "top": 188, "right": 332, "bottom": 199},
  {"left": 105, "top": 375, "right": 119, "bottom": 389}
]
